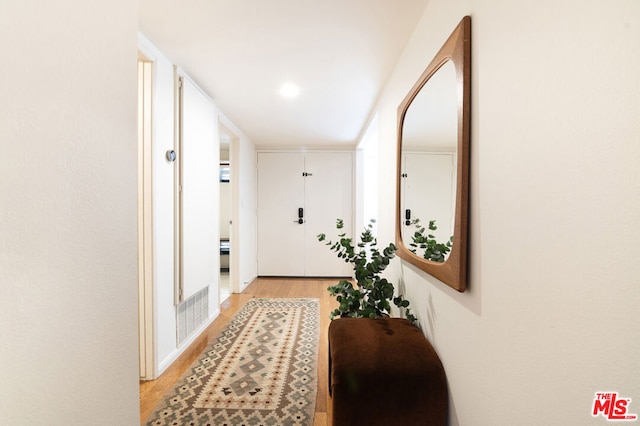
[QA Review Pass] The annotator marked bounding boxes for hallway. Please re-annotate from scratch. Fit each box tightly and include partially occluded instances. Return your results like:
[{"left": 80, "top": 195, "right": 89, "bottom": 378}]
[{"left": 140, "top": 278, "right": 339, "bottom": 425}]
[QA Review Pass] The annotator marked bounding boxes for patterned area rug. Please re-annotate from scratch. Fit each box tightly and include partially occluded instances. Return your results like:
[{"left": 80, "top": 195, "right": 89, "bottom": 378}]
[{"left": 146, "top": 298, "right": 320, "bottom": 426}]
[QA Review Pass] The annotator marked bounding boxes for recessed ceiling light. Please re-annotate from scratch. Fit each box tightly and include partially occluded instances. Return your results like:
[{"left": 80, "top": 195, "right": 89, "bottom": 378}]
[{"left": 279, "top": 82, "right": 300, "bottom": 99}]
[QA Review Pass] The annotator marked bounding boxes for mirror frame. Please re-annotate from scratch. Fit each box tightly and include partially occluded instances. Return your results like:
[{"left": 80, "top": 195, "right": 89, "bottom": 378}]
[{"left": 395, "top": 16, "right": 471, "bottom": 292}]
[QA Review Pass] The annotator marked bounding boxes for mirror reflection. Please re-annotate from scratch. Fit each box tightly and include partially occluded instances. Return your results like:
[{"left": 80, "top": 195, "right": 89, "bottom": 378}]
[{"left": 400, "top": 61, "right": 457, "bottom": 262}]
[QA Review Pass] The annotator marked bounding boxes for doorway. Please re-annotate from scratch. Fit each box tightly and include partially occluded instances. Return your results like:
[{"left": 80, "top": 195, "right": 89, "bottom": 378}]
[{"left": 219, "top": 126, "right": 235, "bottom": 302}]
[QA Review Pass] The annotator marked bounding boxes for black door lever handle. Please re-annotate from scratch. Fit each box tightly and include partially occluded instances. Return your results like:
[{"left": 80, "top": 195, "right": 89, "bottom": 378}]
[{"left": 294, "top": 207, "right": 304, "bottom": 224}]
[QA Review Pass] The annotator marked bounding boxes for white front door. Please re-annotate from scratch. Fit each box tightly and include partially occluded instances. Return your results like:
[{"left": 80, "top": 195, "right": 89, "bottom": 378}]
[
  {"left": 257, "top": 151, "right": 353, "bottom": 277},
  {"left": 303, "top": 152, "right": 352, "bottom": 277},
  {"left": 257, "top": 152, "right": 306, "bottom": 276}
]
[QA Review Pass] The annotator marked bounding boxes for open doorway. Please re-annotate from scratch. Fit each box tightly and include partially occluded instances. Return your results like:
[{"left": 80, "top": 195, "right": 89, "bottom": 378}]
[{"left": 219, "top": 127, "right": 233, "bottom": 303}]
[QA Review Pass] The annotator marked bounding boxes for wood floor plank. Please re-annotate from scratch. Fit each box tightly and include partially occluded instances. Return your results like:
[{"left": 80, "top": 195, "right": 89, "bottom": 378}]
[{"left": 139, "top": 277, "right": 339, "bottom": 424}]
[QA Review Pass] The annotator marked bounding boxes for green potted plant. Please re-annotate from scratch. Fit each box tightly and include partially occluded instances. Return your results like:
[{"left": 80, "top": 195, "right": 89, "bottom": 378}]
[{"left": 317, "top": 219, "right": 416, "bottom": 324}]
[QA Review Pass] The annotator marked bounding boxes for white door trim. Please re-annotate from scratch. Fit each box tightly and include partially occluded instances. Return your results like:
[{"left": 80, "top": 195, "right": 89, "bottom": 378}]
[{"left": 137, "top": 57, "right": 155, "bottom": 380}]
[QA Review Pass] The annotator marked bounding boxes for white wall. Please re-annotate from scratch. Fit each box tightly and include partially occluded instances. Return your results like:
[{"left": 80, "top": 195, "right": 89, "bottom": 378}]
[
  {"left": 0, "top": 2, "right": 140, "bottom": 425},
  {"left": 138, "top": 34, "right": 179, "bottom": 376},
  {"left": 138, "top": 35, "right": 258, "bottom": 375},
  {"left": 356, "top": 115, "right": 379, "bottom": 236},
  {"left": 375, "top": 1, "right": 640, "bottom": 425},
  {"left": 180, "top": 73, "right": 220, "bottom": 301}
]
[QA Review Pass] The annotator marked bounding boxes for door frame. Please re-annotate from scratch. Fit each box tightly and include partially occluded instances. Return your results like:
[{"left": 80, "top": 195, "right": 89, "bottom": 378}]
[
  {"left": 137, "top": 54, "right": 154, "bottom": 380},
  {"left": 255, "top": 150, "right": 355, "bottom": 277},
  {"left": 219, "top": 123, "right": 240, "bottom": 296}
]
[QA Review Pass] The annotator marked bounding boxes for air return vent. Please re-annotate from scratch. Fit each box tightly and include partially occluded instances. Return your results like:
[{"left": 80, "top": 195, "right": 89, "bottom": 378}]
[{"left": 176, "top": 287, "right": 209, "bottom": 345}]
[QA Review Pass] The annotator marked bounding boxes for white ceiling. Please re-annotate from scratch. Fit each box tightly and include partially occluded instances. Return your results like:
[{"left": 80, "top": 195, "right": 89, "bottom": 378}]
[{"left": 139, "top": 0, "right": 430, "bottom": 149}]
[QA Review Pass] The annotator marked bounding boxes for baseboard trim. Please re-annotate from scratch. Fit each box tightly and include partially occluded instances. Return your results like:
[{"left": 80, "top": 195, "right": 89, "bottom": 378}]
[{"left": 156, "top": 306, "right": 220, "bottom": 377}]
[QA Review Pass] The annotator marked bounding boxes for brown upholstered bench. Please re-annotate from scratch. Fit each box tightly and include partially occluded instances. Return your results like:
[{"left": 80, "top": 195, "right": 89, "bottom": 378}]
[{"left": 328, "top": 317, "right": 447, "bottom": 425}]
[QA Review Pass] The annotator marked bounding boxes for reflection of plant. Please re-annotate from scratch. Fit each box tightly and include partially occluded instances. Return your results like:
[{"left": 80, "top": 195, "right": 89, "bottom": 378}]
[
  {"left": 409, "top": 218, "right": 452, "bottom": 263},
  {"left": 317, "top": 219, "right": 416, "bottom": 324}
]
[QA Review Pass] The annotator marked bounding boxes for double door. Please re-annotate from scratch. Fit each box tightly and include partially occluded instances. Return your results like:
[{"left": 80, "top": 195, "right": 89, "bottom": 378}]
[{"left": 257, "top": 152, "right": 353, "bottom": 276}]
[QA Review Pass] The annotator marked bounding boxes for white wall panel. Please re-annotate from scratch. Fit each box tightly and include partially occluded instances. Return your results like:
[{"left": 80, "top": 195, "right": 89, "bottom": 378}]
[{"left": 180, "top": 75, "right": 219, "bottom": 300}]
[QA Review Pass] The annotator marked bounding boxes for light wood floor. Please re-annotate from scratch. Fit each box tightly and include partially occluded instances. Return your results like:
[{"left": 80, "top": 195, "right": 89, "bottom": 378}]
[{"left": 139, "top": 277, "right": 339, "bottom": 425}]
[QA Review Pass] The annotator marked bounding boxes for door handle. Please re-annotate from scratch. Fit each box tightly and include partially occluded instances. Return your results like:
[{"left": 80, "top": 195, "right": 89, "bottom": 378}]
[
  {"left": 294, "top": 207, "right": 304, "bottom": 224},
  {"left": 405, "top": 209, "right": 411, "bottom": 226}
]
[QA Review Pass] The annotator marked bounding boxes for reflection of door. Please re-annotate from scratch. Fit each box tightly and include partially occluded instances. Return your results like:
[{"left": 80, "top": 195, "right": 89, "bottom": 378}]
[
  {"left": 257, "top": 152, "right": 353, "bottom": 277},
  {"left": 401, "top": 153, "right": 455, "bottom": 244}
]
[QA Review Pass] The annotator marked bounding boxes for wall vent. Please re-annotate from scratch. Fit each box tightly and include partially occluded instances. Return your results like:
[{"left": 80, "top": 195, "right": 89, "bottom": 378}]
[{"left": 176, "top": 287, "right": 209, "bottom": 345}]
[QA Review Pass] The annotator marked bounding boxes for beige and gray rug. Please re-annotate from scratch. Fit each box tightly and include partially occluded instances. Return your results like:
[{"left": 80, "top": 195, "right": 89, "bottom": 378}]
[{"left": 146, "top": 298, "right": 320, "bottom": 426}]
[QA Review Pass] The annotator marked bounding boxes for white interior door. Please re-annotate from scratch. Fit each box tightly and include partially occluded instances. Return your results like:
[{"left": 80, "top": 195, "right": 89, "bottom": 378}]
[{"left": 257, "top": 152, "right": 305, "bottom": 275}]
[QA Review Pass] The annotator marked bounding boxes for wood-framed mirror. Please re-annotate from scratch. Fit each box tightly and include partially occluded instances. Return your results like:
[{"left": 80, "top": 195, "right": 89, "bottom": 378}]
[{"left": 395, "top": 16, "right": 471, "bottom": 292}]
